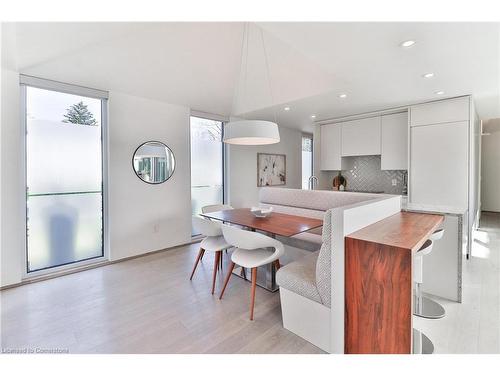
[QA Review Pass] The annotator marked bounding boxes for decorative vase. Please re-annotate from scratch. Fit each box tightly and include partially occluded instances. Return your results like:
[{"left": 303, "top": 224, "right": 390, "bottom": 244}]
[{"left": 333, "top": 171, "right": 346, "bottom": 191}]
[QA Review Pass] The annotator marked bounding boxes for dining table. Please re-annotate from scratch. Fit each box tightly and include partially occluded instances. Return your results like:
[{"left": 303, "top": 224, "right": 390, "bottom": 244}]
[{"left": 200, "top": 208, "right": 323, "bottom": 292}]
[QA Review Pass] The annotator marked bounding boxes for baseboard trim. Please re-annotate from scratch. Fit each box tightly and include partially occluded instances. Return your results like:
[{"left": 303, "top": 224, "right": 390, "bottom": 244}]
[{"left": 0, "top": 237, "right": 202, "bottom": 291}]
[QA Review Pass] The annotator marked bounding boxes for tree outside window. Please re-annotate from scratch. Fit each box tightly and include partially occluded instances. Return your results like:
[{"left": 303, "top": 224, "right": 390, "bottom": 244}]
[{"left": 62, "top": 101, "right": 98, "bottom": 126}]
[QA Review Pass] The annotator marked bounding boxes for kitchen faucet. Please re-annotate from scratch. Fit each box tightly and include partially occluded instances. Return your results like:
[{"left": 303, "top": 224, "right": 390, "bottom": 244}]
[{"left": 308, "top": 175, "right": 318, "bottom": 190}]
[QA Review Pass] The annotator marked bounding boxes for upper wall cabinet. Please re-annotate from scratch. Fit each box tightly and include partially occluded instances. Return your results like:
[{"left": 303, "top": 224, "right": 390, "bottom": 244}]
[
  {"left": 341, "top": 117, "right": 381, "bottom": 157},
  {"left": 320, "top": 123, "right": 343, "bottom": 170},
  {"left": 410, "top": 97, "right": 470, "bottom": 127},
  {"left": 381, "top": 112, "right": 408, "bottom": 170}
]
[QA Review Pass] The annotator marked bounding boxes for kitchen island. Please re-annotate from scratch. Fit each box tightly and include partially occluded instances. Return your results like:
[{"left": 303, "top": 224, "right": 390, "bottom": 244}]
[
  {"left": 403, "top": 203, "right": 468, "bottom": 302},
  {"left": 344, "top": 211, "right": 444, "bottom": 354}
]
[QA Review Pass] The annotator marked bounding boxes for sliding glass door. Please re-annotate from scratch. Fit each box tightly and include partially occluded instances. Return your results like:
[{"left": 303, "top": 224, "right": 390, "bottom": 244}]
[
  {"left": 23, "top": 80, "right": 107, "bottom": 273},
  {"left": 190, "top": 116, "right": 224, "bottom": 221}
]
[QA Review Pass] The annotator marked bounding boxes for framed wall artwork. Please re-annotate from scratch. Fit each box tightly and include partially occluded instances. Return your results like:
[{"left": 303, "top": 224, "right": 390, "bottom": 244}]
[{"left": 257, "top": 153, "right": 286, "bottom": 187}]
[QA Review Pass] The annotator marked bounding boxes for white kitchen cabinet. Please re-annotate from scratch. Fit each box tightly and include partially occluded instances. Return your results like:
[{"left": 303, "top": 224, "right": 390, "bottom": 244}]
[
  {"left": 320, "top": 123, "right": 343, "bottom": 170},
  {"left": 341, "top": 117, "right": 381, "bottom": 156},
  {"left": 410, "top": 121, "right": 469, "bottom": 209},
  {"left": 381, "top": 112, "right": 408, "bottom": 170},
  {"left": 410, "top": 96, "right": 469, "bottom": 127}
]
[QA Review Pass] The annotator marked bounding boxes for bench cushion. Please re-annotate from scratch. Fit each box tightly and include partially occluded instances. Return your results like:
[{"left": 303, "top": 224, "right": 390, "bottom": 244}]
[
  {"left": 276, "top": 251, "right": 321, "bottom": 304},
  {"left": 260, "top": 187, "right": 380, "bottom": 212}
]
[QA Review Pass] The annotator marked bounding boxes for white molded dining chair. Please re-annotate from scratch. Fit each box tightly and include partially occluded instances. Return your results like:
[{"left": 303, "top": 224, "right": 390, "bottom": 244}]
[
  {"left": 191, "top": 216, "right": 232, "bottom": 294},
  {"left": 201, "top": 204, "right": 234, "bottom": 214},
  {"left": 219, "top": 225, "right": 285, "bottom": 320},
  {"left": 200, "top": 204, "right": 235, "bottom": 260}
]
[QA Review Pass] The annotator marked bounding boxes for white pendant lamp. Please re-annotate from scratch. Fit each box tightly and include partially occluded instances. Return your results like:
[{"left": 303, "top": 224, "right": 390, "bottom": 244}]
[
  {"left": 224, "top": 23, "right": 280, "bottom": 145},
  {"left": 223, "top": 120, "right": 280, "bottom": 145}
]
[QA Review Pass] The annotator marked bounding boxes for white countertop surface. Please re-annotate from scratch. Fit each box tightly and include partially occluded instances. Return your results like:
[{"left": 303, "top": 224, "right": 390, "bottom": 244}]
[{"left": 402, "top": 201, "right": 467, "bottom": 216}]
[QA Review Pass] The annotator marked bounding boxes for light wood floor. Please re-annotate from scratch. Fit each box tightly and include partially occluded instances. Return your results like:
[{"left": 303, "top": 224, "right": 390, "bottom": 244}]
[
  {"left": 0, "top": 242, "right": 324, "bottom": 353},
  {"left": 1, "top": 212, "right": 499, "bottom": 354},
  {"left": 414, "top": 211, "right": 500, "bottom": 353}
]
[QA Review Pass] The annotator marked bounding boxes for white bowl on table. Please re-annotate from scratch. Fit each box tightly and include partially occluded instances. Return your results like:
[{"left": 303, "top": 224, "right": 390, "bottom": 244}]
[{"left": 250, "top": 207, "right": 273, "bottom": 218}]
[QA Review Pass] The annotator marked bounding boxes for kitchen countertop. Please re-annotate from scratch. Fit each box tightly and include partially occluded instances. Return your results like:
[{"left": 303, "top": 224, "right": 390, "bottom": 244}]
[
  {"left": 344, "top": 211, "right": 444, "bottom": 354},
  {"left": 346, "top": 211, "right": 444, "bottom": 251},
  {"left": 402, "top": 202, "right": 467, "bottom": 216}
]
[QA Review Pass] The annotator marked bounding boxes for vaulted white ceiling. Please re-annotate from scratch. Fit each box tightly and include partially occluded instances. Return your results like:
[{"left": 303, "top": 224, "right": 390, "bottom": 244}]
[
  {"left": 247, "top": 22, "right": 500, "bottom": 130},
  {"left": 3, "top": 22, "right": 499, "bottom": 131}
]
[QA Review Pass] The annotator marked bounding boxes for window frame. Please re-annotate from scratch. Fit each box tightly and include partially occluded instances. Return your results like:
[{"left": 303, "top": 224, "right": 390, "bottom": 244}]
[
  {"left": 189, "top": 111, "right": 227, "bottom": 236},
  {"left": 301, "top": 133, "right": 314, "bottom": 189},
  {"left": 20, "top": 75, "right": 109, "bottom": 278}
]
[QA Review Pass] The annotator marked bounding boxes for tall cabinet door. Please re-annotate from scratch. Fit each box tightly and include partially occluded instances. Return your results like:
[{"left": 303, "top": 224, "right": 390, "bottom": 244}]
[
  {"left": 410, "top": 121, "right": 468, "bottom": 208},
  {"left": 381, "top": 112, "right": 408, "bottom": 170},
  {"left": 320, "top": 123, "right": 342, "bottom": 170}
]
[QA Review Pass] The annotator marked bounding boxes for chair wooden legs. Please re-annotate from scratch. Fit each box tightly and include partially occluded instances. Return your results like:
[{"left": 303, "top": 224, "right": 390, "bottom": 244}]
[
  {"left": 212, "top": 251, "right": 221, "bottom": 295},
  {"left": 219, "top": 264, "right": 259, "bottom": 320},
  {"left": 250, "top": 268, "right": 257, "bottom": 321},
  {"left": 190, "top": 248, "right": 205, "bottom": 280},
  {"left": 219, "top": 261, "right": 235, "bottom": 299}
]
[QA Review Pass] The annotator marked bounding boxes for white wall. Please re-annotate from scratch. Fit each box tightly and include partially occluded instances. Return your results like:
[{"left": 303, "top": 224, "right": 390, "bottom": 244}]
[
  {"left": 481, "top": 119, "right": 500, "bottom": 212},
  {"left": 0, "top": 75, "right": 193, "bottom": 287},
  {"left": 228, "top": 125, "right": 302, "bottom": 208},
  {"left": 1, "top": 68, "right": 24, "bottom": 286},
  {"left": 108, "top": 92, "right": 191, "bottom": 261}
]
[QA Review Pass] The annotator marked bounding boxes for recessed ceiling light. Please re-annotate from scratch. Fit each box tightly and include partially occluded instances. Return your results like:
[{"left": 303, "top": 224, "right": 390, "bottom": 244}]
[
  {"left": 435, "top": 90, "right": 445, "bottom": 95},
  {"left": 284, "top": 106, "right": 290, "bottom": 111},
  {"left": 422, "top": 73, "right": 434, "bottom": 78},
  {"left": 400, "top": 40, "right": 416, "bottom": 48},
  {"left": 339, "top": 93, "right": 347, "bottom": 99}
]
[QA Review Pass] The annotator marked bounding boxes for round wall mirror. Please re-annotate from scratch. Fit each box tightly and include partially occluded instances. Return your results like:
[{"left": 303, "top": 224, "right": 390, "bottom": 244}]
[{"left": 132, "top": 141, "right": 175, "bottom": 184}]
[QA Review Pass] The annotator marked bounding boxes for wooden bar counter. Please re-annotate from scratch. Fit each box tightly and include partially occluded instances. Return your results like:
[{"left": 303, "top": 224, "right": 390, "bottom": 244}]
[{"left": 344, "top": 211, "right": 444, "bottom": 354}]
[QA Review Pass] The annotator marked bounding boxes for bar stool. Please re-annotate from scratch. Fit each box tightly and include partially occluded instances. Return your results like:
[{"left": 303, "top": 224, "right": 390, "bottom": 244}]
[
  {"left": 412, "top": 239, "right": 435, "bottom": 354},
  {"left": 219, "top": 224, "right": 284, "bottom": 320},
  {"left": 414, "top": 230, "right": 446, "bottom": 319},
  {"left": 412, "top": 229, "right": 446, "bottom": 354}
]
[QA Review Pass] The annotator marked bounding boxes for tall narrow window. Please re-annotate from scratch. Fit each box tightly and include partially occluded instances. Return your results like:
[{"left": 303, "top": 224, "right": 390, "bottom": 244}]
[
  {"left": 302, "top": 134, "right": 313, "bottom": 189},
  {"left": 190, "top": 116, "right": 224, "bottom": 223},
  {"left": 23, "top": 78, "right": 107, "bottom": 273}
]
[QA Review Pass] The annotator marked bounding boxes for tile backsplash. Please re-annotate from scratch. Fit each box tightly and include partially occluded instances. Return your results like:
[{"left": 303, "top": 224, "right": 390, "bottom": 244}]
[{"left": 340, "top": 155, "right": 407, "bottom": 195}]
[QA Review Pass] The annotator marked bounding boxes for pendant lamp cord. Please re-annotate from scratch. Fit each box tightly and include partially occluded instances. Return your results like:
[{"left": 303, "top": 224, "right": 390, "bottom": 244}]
[
  {"left": 259, "top": 25, "right": 278, "bottom": 125},
  {"left": 232, "top": 23, "right": 278, "bottom": 126},
  {"left": 232, "top": 22, "right": 248, "bottom": 120}
]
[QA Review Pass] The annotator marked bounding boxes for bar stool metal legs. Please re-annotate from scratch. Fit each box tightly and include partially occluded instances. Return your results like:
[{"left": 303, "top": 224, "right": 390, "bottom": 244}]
[
  {"left": 413, "top": 329, "right": 434, "bottom": 354},
  {"left": 414, "top": 286, "right": 446, "bottom": 319}
]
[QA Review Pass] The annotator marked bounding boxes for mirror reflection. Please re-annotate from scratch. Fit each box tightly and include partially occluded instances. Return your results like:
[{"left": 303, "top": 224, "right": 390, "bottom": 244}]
[{"left": 133, "top": 141, "right": 175, "bottom": 184}]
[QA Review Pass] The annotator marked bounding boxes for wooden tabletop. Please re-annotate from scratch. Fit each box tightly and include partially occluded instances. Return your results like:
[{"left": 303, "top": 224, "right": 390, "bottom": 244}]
[
  {"left": 346, "top": 211, "right": 444, "bottom": 252},
  {"left": 200, "top": 208, "right": 323, "bottom": 237}
]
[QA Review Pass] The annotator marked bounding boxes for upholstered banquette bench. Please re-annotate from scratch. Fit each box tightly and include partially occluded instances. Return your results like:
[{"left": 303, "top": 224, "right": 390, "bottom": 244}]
[
  {"left": 259, "top": 188, "right": 383, "bottom": 351},
  {"left": 259, "top": 187, "right": 382, "bottom": 250}
]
